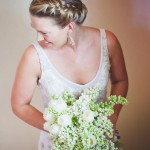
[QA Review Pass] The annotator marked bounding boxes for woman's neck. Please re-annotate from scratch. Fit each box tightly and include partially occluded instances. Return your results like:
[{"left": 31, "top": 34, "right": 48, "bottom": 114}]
[{"left": 71, "top": 24, "right": 85, "bottom": 50}]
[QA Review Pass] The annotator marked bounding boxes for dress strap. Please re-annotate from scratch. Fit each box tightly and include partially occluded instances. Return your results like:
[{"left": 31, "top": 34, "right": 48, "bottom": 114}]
[
  {"left": 32, "top": 42, "right": 49, "bottom": 72},
  {"left": 100, "top": 28, "right": 110, "bottom": 71},
  {"left": 100, "top": 28, "right": 109, "bottom": 55}
]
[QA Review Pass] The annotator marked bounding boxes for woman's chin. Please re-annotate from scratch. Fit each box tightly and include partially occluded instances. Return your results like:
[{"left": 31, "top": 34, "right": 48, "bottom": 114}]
[
  {"left": 43, "top": 41, "right": 65, "bottom": 50},
  {"left": 44, "top": 41, "right": 53, "bottom": 47}
]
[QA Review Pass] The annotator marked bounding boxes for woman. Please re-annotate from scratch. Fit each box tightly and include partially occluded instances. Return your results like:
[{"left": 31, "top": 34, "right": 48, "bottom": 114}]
[{"left": 11, "top": 0, "right": 128, "bottom": 149}]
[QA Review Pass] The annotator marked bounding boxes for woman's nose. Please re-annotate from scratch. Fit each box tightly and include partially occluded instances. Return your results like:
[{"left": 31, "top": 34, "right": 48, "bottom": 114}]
[{"left": 37, "top": 32, "right": 43, "bottom": 41}]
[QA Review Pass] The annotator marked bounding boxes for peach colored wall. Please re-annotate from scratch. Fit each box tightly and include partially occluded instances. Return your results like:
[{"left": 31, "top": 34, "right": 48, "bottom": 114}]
[{"left": 0, "top": 0, "right": 150, "bottom": 150}]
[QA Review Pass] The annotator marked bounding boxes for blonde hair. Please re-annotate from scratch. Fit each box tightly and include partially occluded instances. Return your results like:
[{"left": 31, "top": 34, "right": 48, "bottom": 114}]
[{"left": 29, "top": 0, "right": 88, "bottom": 27}]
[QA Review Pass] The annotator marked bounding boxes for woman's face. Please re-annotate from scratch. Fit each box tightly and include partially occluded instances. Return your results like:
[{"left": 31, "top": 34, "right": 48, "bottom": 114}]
[{"left": 30, "top": 15, "right": 69, "bottom": 49}]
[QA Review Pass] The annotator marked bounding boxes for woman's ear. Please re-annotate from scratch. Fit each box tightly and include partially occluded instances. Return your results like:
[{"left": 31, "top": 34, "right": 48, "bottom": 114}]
[
  {"left": 68, "top": 22, "right": 75, "bottom": 33},
  {"left": 67, "top": 22, "right": 75, "bottom": 46}
]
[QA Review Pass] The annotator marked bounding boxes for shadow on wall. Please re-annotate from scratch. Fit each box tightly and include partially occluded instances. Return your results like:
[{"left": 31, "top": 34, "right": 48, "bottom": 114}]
[
  {"left": 122, "top": 0, "right": 150, "bottom": 150},
  {"left": 131, "top": 0, "right": 150, "bottom": 31}
]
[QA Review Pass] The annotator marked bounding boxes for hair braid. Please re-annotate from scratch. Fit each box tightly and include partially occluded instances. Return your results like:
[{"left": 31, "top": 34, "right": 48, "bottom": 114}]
[{"left": 29, "top": 0, "right": 88, "bottom": 27}]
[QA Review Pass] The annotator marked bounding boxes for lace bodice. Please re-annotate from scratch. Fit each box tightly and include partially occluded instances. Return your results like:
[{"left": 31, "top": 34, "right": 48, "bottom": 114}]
[
  {"left": 33, "top": 29, "right": 110, "bottom": 108},
  {"left": 32, "top": 28, "right": 110, "bottom": 150}
]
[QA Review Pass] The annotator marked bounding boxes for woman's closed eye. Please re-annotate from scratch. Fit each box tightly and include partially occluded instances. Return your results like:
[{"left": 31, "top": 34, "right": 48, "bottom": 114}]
[
  {"left": 41, "top": 32, "right": 48, "bottom": 35},
  {"left": 38, "top": 31, "right": 49, "bottom": 35}
]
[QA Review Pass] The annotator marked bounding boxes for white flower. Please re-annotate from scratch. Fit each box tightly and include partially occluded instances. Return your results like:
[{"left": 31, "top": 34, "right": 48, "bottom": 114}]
[
  {"left": 82, "top": 110, "right": 95, "bottom": 123},
  {"left": 57, "top": 114, "right": 72, "bottom": 127},
  {"left": 43, "top": 112, "right": 55, "bottom": 124},
  {"left": 43, "top": 122, "right": 51, "bottom": 131},
  {"left": 79, "top": 95, "right": 90, "bottom": 104},
  {"left": 49, "top": 124, "right": 60, "bottom": 135},
  {"left": 89, "top": 135, "right": 97, "bottom": 148},
  {"left": 49, "top": 97, "right": 67, "bottom": 113},
  {"left": 72, "top": 104, "right": 79, "bottom": 115}
]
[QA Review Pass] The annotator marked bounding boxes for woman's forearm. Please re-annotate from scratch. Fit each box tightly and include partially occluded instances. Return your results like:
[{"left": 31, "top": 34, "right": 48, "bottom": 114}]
[
  {"left": 109, "top": 79, "right": 128, "bottom": 123},
  {"left": 110, "top": 79, "right": 128, "bottom": 98},
  {"left": 12, "top": 103, "right": 46, "bottom": 131}
]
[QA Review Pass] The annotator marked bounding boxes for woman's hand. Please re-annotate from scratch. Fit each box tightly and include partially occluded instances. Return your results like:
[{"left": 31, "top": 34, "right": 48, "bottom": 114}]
[
  {"left": 108, "top": 113, "right": 118, "bottom": 129},
  {"left": 104, "top": 113, "right": 118, "bottom": 141}
]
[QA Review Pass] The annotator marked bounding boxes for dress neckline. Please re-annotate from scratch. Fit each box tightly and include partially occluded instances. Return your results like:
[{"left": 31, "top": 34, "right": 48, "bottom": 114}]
[{"left": 36, "top": 29, "right": 104, "bottom": 87}]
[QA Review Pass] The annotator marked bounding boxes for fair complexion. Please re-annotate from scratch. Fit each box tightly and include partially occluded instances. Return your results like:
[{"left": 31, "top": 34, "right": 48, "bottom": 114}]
[
  {"left": 30, "top": 15, "right": 69, "bottom": 49},
  {"left": 11, "top": 16, "right": 128, "bottom": 131}
]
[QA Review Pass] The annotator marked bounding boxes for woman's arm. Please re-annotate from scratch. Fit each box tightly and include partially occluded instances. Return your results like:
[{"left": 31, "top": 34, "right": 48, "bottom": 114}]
[
  {"left": 106, "top": 30, "right": 129, "bottom": 126},
  {"left": 11, "top": 45, "right": 46, "bottom": 131}
]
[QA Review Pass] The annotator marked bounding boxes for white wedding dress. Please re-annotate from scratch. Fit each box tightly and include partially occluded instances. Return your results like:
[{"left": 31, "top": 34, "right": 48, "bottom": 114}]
[{"left": 33, "top": 29, "right": 111, "bottom": 150}]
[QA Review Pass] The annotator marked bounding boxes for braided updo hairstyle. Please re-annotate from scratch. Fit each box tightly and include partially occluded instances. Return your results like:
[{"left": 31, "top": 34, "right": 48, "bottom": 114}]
[{"left": 29, "top": 0, "right": 88, "bottom": 28}]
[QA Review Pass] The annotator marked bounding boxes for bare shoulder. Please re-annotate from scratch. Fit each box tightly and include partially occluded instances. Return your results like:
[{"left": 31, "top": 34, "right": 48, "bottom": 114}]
[
  {"left": 105, "top": 30, "right": 122, "bottom": 57},
  {"left": 22, "top": 44, "right": 39, "bottom": 62},
  {"left": 105, "top": 30, "right": 119, "bottom": 44},
  {"left": 11, "top": 45, "right": 41, "bottom": 106},
  {"left": 18, "top": 44, "right": 41, "bottom": 78},
  {"left": 86, "top": 26, "right": 100, "bottom": 36},
  {"left": 83, "top": 26, "right": 100, "bottom": 44}
]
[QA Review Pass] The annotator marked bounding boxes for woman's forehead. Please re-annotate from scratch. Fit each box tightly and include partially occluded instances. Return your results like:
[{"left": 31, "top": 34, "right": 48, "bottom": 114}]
[
  {"left": 30, "top": 15, "right": 55, "bottom": 24},
  {"left": 30, "top": 15, "right": 59, "bottom": 30}
]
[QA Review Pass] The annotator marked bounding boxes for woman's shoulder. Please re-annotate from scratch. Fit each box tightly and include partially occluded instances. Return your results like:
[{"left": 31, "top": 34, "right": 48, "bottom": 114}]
[
  {"left": 22, "top": 44, "right": 38, "bottom": 60},
  {"left": 104, "top": 29, "right": 123, "bottom": 57},
  {"left": 19, "top": 44, "right": 40, "bottom": 70},
  {"left": 82, "top": 26, "right": 100, "bottom": 44},
  {"left": 83, "top": 26, "right": 114, "bottom": 35},
  {"left": 83, "top": 26, "right": 100, "bottom": 35},
  {"left": 82, "top": 26, "right": 120, "bottom": 44},
  {"left": 105, "top": 29, "right": 119, "bottom": 44},
  {"left": 82, "top": 26, "right": 117, "bottom": 41},
  {"left": 15, "top": 44, "right": 41, "bottom": 80}
]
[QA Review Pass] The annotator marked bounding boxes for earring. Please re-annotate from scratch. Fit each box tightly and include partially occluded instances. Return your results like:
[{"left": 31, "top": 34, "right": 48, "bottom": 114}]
[{"left": 68, "top": 34, "right": 75, "bottom": 46}]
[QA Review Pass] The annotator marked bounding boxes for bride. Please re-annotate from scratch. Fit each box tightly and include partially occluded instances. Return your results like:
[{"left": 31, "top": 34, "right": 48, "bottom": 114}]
[{"left": 11, "top": 0, "right": 128, "bottom": 149}]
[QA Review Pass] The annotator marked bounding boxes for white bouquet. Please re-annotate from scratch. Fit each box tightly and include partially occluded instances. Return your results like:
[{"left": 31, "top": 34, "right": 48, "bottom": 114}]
[{"left": 43, "top": 85, "right": 128, "bottom": 150}]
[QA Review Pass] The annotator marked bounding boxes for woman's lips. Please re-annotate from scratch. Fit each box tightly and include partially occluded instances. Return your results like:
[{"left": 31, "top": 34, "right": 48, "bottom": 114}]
[
  {"left": 45, "top": 41, "right": 51, "bottom": 44},
  {"left": 44, "top": 39, "right": 52, "bottom": 44}
]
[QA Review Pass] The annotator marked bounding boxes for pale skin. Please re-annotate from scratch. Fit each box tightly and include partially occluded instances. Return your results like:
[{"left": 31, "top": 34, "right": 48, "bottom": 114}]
[{"left": 11, "top": 15, "right": 128, "bottom": 132}]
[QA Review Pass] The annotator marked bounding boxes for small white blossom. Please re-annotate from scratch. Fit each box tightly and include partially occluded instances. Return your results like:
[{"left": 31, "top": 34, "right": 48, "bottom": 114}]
[
  {"left": 82, "top": 110, "right": 95, "bottom": 123},
  {"left": 72, "top": 105, "right": 79, "bottom": 115},
  {"left": 43, "top": 112, "right": 55, "bottom": 124},
  {"left": 49, "top": 124, "right": 60, "bottom": 135},
  {"left": 89, "top": 135, "right": 97, "bottom": 148},
  {"left": 49, "top": 97, "right": 67, "bottom": 113},
  {"left": 57, "top": 114, "right": 72, "bottom": 127},
  {"left": 43, "top": 122, "right": 51, "bottom": 131},
  {"left": 79, "top": 95, "right": 90, "bottom": 103}
]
